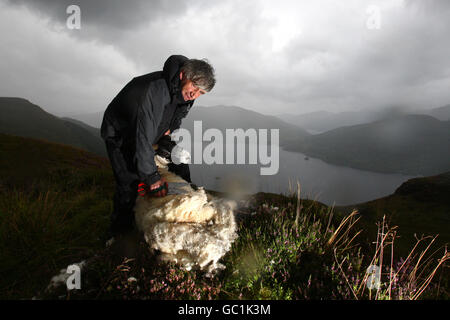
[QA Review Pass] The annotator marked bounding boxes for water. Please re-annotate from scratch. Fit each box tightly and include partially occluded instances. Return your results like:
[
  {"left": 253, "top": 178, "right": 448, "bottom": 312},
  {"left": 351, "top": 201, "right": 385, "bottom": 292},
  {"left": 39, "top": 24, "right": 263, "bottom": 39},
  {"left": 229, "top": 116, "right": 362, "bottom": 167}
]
[{"left": 187, "top": 142, "right": 416, "bottom": 206}]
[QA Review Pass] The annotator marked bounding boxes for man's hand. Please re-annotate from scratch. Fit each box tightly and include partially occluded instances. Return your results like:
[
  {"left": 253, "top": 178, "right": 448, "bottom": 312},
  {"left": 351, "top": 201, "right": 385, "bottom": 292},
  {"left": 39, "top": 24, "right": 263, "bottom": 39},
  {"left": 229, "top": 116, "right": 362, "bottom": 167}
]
[
  {"left": 149, "top": 178, "right": 168, "bottom": 197},
  {"left": 138, "top": 178, "right": 168, "bottom": 197}
]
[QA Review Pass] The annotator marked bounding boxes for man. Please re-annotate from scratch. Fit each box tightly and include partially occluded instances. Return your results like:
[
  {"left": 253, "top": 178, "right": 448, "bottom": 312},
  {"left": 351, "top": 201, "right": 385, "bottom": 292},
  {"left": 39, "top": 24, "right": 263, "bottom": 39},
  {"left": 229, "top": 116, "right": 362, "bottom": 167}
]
[{"left": 101, "top": 55, "right": 215, "bottom": 236}]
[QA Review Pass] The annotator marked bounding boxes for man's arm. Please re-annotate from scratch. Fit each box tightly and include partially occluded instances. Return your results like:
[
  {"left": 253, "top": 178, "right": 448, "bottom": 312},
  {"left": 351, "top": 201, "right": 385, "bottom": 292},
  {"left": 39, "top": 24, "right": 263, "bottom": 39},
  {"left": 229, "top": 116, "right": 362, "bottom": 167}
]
[{"left": 134, "top": 80, "right": 169, "bottom": 186}]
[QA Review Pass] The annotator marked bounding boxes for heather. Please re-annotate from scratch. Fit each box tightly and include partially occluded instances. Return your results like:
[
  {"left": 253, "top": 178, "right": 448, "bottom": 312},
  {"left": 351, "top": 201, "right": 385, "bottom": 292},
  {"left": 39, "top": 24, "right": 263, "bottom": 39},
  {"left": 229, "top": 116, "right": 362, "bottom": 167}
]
[
  {"left": 1, "top": 134, "right": 448, "bottom": 300},
  {"left": 34, "top": 192, "right": 449, "bottom": 300}
]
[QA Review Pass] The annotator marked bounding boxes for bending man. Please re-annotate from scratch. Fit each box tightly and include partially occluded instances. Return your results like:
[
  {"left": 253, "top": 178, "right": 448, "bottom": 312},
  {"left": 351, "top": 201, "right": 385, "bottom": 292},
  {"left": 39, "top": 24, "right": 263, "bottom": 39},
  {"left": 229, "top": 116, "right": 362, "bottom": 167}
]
[{"left": 101, "top": 55, "right": 215, "bottom": 236}]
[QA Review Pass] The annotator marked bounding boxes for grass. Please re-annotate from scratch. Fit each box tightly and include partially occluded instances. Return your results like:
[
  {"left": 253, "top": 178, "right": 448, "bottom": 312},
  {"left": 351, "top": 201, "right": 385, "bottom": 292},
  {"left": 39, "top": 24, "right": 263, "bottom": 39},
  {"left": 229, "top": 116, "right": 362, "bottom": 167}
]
[
  {"left": 0, "top": 181, "right": 112, "bottom": 299},
  {"left": 33, "top": 192, "right": 450, "bottom": 300},
  {"left": 336, "top": 173, "right": 450, "bottom": 260},
  {"left": 0, "top": 134, "right": 114, "bottom": 299},
  {"left": 0, "top": 133, "right": 448, "bottom": 300}
]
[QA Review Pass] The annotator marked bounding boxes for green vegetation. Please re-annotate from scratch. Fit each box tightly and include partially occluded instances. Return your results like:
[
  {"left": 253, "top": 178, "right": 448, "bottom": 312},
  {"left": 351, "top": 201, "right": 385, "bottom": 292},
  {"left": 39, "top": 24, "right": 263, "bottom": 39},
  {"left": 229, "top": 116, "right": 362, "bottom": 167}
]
[
  {"left": 337, "top": 172, "right": 450, "bottom": 259},
  {"left": 0, "top": 133, "right": 113, "bottom": 299},
  {"left": 0, "top": 133, "right": 448, "bottom": 300}
]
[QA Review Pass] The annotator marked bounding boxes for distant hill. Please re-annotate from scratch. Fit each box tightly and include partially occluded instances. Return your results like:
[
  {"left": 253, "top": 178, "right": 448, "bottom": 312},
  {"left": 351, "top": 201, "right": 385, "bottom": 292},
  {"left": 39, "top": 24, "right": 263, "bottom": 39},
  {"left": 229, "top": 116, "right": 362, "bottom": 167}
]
[
  {"left": 63, "top": 111, "right": 104, "bottom": 128},
  {"left": 60, "top": 117, "right": 101, "bottom": 137},
  {"left": 277, "top": 107, "right": 409, "bottom": 134},
  {"left": 277, "top": 103, "right": 450, "bottom": 134},
  {"left": 0, "top": 133, "right": 113, "bottom": 299},
  {"left": 1, "top": 133, "right": 447, "bottom": 299},
  {"left": 337, "top": 172, "right": 450, "bottom": 258},
  {"left": 181, "top": 105, "right": 310, "bottom": 146},
  {"left": 69, "top": 105, "right": 311, "bottom": 147},
  {"left": 284, "top": 114, "right": 450, "bottom": 175},
  {"left": 1, "top": 98, "right": 309, "bottom": 157},
  {"left": 277, "top": 110, "right": 374, "bottom": 133},
  {"left": 0, "top": 97, "right": 107, "bottom": 157},
  {"left": 427, "top": 104, "right": 450, "bottom": 121}
]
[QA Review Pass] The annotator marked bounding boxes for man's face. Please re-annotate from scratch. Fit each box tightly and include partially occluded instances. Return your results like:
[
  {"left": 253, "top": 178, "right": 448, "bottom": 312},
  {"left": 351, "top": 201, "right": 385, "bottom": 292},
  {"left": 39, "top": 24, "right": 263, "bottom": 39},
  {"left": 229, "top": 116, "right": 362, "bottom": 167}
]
[{"left": 180, "top": 72, "right": 206, "bottom": 101}]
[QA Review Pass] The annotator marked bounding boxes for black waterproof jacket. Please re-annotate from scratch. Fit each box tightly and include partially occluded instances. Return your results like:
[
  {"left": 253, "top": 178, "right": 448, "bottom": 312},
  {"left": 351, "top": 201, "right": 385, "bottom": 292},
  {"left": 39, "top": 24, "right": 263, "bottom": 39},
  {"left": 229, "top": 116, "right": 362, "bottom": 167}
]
[{"left": 101, "top": 55, "right": 194, "bottom": 186}]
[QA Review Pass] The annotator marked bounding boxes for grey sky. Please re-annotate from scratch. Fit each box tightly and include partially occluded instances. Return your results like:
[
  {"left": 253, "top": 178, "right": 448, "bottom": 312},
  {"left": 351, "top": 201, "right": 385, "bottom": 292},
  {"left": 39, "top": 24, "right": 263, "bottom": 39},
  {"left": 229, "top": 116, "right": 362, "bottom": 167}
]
[{"left": 0, "top": 0, "right": 449, "bottom": 117}]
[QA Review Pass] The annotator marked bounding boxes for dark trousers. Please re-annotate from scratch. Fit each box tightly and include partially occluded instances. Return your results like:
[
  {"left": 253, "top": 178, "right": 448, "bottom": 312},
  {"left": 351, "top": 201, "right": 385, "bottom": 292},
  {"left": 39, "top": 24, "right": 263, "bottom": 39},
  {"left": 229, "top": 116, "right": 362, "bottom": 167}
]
[{"left": 104, "top": 136, "right": 191, "bottom": 233}]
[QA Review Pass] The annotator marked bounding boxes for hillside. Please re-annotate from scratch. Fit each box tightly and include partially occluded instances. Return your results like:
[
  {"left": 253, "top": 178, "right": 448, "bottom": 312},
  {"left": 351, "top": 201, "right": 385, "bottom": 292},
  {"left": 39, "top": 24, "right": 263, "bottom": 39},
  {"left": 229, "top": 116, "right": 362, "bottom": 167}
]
[
  {"left": 278, "top": 104, "right": 450, "bottom": 134},
  {"left": 284, "top": 114, "right": 450, "bottom": 175},
  {"left": 0, "top": 133, "right": 447, "bottom": 300},
  {"left": 0, "top": 97, "right": 312, "bottom": 164},
  {"left": 427, "top": 104, "right": 450, "bottom": 121},
  {"left": 0, "top": 133, "right": 114, "bottom": 299},
  {"left": 60, "top": 116, "right": 101, "bottom": 137},
  {"left": 337, "top": 172, "right": 450, "bottom": 258},
  {"left": 63, "top": 110, "right": 104, "bottom": 129},
  {"left": 0, "top": 97, "right": 107, "bottom": 157},
  {"left": 68, "top": 105, "right": 311, "bottom": 147}
]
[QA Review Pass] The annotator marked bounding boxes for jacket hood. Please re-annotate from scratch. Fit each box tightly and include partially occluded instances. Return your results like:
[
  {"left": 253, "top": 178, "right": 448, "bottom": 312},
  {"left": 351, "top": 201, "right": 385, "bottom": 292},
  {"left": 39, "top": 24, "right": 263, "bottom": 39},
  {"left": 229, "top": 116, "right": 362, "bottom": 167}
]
[{"left": 163, "top": 55, "right": 189, "bottom": 98}]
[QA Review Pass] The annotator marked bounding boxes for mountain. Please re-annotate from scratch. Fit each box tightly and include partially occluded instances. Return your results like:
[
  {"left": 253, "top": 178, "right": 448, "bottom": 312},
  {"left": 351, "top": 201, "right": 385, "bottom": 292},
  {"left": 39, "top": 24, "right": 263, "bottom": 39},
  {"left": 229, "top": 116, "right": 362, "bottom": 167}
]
[
  {"left": 284, "top": 114, "right": 450, "bottom": 175},
  {"left": 0, "top": 97, "right": 107, "bottom": 157},
  {"left": 60, "top": 117, "right": 101, "bottom": 137},
  {"left": 1, "top": 97, "right": 308, "bottom": 157},
  {"left": 277, "top": 109, "right": 384, "bottom": 133},
  {"left": 277, "top": 107, "right": 411, "bottom": 134},
  {"left": 63, "top": 111, "right": 104, "bottom": 128},
  {"left": 181, "top": 105, "right": 310, "bottom": 146},
  {"left": 427, "top": 104, "right": 450, "bottom": 121},
  {"left": 68, "top": 105, "right": 312, "bottom": 147},
  {"left": 337, "top": 172, "right": 450, "bottom": 258},
  {"left": 1, "top": 133, "right": 447, "bottom": 299}
]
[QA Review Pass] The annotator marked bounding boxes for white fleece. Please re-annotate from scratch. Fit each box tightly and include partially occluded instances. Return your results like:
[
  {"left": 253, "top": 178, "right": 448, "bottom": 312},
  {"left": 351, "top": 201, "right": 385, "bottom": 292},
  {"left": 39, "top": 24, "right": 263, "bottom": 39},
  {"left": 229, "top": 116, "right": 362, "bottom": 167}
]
[{"left": 134, "top": 155, "right": 237, "bottom": 275}]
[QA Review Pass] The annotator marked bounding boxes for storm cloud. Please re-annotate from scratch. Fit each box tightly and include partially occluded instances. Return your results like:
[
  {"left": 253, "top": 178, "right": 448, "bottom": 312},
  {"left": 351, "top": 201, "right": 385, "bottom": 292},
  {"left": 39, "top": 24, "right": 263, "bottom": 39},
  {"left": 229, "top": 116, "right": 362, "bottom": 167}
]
[
  {"left": 6, "top": 0, "right": 188, "bottom": 36},
  {"left": 0, "top": 0, "right": 449, "bottom": 117}
]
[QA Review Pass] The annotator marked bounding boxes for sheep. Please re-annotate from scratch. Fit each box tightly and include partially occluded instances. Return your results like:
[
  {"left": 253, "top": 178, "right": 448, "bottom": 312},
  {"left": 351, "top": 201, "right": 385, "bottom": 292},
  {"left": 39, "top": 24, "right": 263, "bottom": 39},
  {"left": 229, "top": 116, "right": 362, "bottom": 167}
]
[{"left": 133, "top": 154, "right": 238, "bottom": 276}]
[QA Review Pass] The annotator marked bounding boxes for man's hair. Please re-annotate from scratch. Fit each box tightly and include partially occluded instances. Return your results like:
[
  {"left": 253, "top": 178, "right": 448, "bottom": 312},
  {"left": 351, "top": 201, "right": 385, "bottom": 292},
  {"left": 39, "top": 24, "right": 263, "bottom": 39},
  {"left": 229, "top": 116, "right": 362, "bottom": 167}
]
[{"left": 181, "top": 59, "right": 216, "bottom": 92}]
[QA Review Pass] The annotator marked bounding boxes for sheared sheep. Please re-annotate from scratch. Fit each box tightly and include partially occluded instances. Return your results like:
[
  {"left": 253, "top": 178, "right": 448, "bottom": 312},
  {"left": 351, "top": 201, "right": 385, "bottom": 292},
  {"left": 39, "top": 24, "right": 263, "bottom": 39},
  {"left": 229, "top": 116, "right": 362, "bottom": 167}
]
[{"left": 133, "top": 154, "right": 238, "bottom": 275}]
